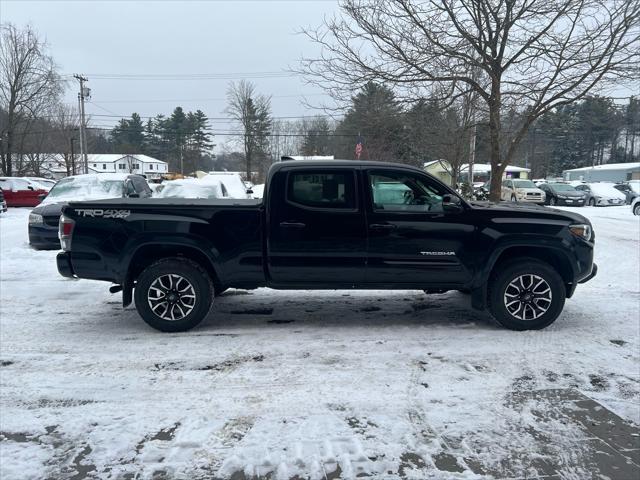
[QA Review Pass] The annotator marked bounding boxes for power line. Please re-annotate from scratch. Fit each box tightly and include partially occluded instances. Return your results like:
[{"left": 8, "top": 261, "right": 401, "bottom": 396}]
[
  {"left": 62, "top": 71, "right": 300, "bottom": 81},
  {"left": 89, "top": 93, "right": 327, "bottom": 104}
]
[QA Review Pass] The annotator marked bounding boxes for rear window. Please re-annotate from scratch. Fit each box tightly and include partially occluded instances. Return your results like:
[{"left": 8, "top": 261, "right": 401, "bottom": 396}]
[{"left": 287, "top": 171, "right": 355, "bottom": 209}]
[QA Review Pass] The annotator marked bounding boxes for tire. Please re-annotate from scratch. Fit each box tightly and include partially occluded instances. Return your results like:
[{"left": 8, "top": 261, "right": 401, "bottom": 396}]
[
  {"left": 511, "top": 194, "right": 517, "bottom": 202},
  {"left": 634, "top": 203, "right": 640, "bottom": 216},
  {"left": 134, "top": 257, "right": 214, "bottom": 332},
  {"left": 549, "top": 197, "right": 556, "bottom": 206},
  {"left": 588, "top": 198, "right": 596, "bottom": 206},
  {"left": 488, "top": 259, "right": 565, "bottom": 331}
]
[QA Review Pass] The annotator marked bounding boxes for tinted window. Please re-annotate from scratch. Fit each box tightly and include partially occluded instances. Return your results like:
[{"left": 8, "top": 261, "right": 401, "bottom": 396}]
[
  {"left": 288, "top": 171, "right": 355, "bottom": 209},
  {"left": 369, "top": 171, "right": 446, "bottom": 213}
]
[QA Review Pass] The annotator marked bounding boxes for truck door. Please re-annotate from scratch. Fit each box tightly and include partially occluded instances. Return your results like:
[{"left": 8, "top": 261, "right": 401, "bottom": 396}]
[
  {"left": 267, "top": 167, "right": 367, "bottom": 286},
  {"left": 364, "top": 169, "right": 475, "bottom": 287}
]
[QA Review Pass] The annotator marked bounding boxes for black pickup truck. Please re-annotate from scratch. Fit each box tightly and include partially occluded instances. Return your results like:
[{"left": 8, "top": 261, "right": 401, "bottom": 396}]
[{"left": 57, "top": 160, "right": 597, "bottom": 332}]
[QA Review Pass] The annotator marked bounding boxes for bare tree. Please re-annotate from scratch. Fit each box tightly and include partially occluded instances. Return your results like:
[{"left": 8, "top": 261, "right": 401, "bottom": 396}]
[
  {"left": 0, "top": 23, "right": 62, "bottom": 175},
  {"left": 300, "top": 0, "right": 639, "bottom": 200},
  {"left": 225, "top": 80, "right": 272, "bottom": 180}
]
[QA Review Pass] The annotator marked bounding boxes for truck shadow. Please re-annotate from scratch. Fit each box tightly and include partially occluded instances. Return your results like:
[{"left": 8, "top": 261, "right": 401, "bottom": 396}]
[{"left": 199, "top": 288, "right": 497, "bottom": 331}]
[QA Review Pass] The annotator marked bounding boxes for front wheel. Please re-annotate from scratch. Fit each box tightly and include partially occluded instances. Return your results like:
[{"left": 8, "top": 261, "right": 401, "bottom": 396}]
[
  {"left": 511, "top": 194, "right": 517, "bottom": 202},
  {"left": 634, "top": 203, "right": 640, "bottom": 216},
  {"left": 134, "top": 257, "right": 214, "bottom": 332},
  {"left": 588, "top": 198, "right": 596, "bottom": 206},
  {"left": 488, "top": 259, "right": 565, "bottom": 331}
]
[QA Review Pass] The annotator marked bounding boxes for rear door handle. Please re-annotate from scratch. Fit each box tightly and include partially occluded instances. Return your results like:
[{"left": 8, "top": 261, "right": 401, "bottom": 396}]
[
  {"left": 369, "top": 223, "right": 397, "bottom": 231},
  {"left": 280, "top": 221, "right": 306, "bottom": 229}
]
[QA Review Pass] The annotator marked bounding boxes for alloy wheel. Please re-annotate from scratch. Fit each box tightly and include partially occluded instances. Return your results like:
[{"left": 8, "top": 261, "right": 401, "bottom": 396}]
[
  {"left": 503, "top": 274, "right": 552, "bottom": 321},
  {"left": 147, "top": 274, "right": 196, "bottom": 321}
]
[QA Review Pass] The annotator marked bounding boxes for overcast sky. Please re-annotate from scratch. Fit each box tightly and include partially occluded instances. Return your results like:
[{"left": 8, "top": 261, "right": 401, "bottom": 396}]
[{"left": 1, "top": 0, "right": 339, "bottom": 144}]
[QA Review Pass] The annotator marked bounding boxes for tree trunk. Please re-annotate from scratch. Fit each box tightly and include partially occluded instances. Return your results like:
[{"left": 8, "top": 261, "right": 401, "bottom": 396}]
[{"left": 488, "top": 87, "right": 503, "bottom": 202}]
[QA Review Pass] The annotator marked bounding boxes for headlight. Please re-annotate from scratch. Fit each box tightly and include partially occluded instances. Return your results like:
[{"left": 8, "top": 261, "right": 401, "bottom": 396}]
[
  {"left": 569, "top": 224, "right": 592, "bottom": 241},
  {"left": 29, "top": 213, "right": 43, "bottom": 224},
  {"left": 557, "top": 195, "right": 567, "bottom": 199}
]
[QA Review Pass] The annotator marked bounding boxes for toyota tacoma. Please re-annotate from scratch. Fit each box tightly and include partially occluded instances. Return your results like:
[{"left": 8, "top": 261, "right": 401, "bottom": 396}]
[{"left": 57, "top": 160, "right": 597, "bottom": 332}]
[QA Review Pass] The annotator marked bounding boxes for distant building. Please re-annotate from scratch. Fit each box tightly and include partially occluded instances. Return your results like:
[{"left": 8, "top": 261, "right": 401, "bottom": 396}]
[
  {"left": 563, "top": 162, "right": 640, "bottom": 182},
  {"left": 460, "top": 163, "right": 530, "bottom": 182},
  {"left": 9, "top": 153, "right": 169, "bottom": 180},
  {"left": 423, "top": 160, "right": 454, "bottom": 185},
  {"left": 86, "top": 154, "right": 168, "bottom": 179}
]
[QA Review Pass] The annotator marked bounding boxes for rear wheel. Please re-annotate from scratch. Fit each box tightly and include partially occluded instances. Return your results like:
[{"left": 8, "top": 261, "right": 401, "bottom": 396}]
[
  {"left": 634, "top": 203, "right": 640, "bottom": 216},
  {"left": 588, "top": 198, "right": 596, "bottom": 206},
  {"left": 488, "top": 259, "right": 565, "bottom": 331},
  {"left": 134, "top": 257, "right": 213, "bottom": 332}
]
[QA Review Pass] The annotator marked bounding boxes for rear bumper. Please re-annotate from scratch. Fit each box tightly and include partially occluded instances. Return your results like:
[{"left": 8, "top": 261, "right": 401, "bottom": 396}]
[
  {"left": 57, "top": 252, "right": 75, "bottom": 278},
  {"left": 28, "top": 224, "right": 60, "bottom": 249}
]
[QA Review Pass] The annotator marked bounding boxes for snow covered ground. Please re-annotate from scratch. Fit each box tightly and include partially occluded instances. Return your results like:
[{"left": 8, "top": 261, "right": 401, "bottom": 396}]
[{"left": 1, "top": 206, "right": 638, "bottom": 479}]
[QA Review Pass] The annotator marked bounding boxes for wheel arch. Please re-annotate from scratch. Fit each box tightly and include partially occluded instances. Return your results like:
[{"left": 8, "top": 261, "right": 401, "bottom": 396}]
[
  {"left": 124, "top": 243, "right": 223, "bottom": 306},
  {"left": 471, "top": 244, "right": 576, "bottom": 310}
]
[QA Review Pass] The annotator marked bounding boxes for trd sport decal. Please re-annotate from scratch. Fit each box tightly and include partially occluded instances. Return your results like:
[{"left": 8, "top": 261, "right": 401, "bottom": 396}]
[{"left": 75, "top": 209, "right": 131, "bottom": 219}]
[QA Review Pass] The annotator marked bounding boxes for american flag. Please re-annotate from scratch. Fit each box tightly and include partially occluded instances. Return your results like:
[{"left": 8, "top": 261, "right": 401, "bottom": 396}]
[{"left": 355, "top": 136, "right": 363, "bottom": 159}]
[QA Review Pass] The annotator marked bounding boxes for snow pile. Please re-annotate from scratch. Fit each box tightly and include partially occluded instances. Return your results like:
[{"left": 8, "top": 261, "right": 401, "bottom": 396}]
[
  {"left": 40, "top": 174, "right": 128, "bottom": 205},
  {"left": 154, "top": 178, "right": 226, "bottom": 199},
  {"left": 251, "top": 184, "right": 265, "bottom": 199}
]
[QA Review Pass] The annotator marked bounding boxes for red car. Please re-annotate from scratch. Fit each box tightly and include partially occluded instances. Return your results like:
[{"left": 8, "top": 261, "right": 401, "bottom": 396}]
[{"left": 0, "top": 177, "right": 48, "bottom": 207}]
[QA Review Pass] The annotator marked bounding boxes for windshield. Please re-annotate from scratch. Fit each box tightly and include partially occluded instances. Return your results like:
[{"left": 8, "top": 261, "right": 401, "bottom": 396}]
[
  {"left": 549, "top": 183, "right": 576, "bottom": 192},
  {"left": 513, "top": 180, "right": 536, "bottom": 188},
  {"left": 43, "top": 176, "right": 124, "bottom": 204}
]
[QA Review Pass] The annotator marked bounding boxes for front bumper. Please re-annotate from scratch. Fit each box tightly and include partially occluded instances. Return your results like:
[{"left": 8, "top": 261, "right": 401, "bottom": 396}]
[
  {"left": 28, "top": 224, "right": 61, "bottom": 250},
  {"left": 555, "top": 198, "right": 585, "bottom": 206},
  {"left": 57, "top": 252, "right": 75, "bottom": 278},
  {"left": 578, "top": 263, "right": 598, "bottom": 284}
]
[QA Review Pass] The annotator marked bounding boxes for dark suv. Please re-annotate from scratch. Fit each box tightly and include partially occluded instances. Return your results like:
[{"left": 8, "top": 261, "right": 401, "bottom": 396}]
[{"left": 29, "top": 174, "right": 151, "bottom": 249}]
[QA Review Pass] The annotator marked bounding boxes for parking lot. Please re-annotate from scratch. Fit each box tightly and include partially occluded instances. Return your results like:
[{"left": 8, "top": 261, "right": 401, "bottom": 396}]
[{"left": 1, "top": 206, "right": 639, "bottom": 479}]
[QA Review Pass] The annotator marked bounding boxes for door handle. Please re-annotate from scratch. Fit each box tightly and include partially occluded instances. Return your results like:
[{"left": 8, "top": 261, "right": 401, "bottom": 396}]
[
  {"left": 279, "top": 221, "right": 306, "bottom": 229},
  {"left": 369, "top": 223, "right": 397, "bottom": 231}
]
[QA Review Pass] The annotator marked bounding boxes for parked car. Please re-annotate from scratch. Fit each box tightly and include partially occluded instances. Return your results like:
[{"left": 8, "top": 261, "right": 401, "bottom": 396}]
[
  {"left": 27, "top": 177, "right": 56, "bottom": 191},
  {"left": 613, "top": 181, "right": 640, "bottom": 205},
  {"left": 57, "top": 160, "right": 596, "bottom": 333},
  {"left": 539, "top": 183, "right": 586, "bottom": 206},
  {"left": 632, "top": 196, "right": 640, "bottom": 216},
  {"left": 0, "top": 177, "right": 49, "bottom": 207},
  {"left": 501, "top": 179, "right": 546, "bottom": 204},
  {"left": 153, "top": 178, "right": 228, "bottom": 199},
  {"left": 29, "top": 173, "right": 152, "bottom": 250},
  {"left": 574, "top": 183, "right": 626, "bottom": 206},
  {"left": 0, "top": 189, "right": 7, "bottom": 213},
  {"left": 202, "top": 172, "right": 253, "bottom": 198}
]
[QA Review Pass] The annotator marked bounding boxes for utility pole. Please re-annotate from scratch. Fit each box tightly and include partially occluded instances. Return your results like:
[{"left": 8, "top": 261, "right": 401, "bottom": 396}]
[
  {"left": 70, "top": 137, "right": 75, "bottom": 175},
  {"left": 73, "top": 74, "right": 90, "bottom": 174},
  {"left": 468, "top": 123, "right": 476, "bottom": 187}
]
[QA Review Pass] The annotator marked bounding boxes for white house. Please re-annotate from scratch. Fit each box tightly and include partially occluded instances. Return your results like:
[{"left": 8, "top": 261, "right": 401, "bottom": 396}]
[{"left": 87, "top": 154, "right": 168, "bottom": 179}]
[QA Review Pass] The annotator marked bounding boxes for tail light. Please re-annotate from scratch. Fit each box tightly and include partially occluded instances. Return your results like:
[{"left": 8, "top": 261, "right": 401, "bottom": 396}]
[{"left": 59, "top": 214, "right": 75, "bottom": 251}]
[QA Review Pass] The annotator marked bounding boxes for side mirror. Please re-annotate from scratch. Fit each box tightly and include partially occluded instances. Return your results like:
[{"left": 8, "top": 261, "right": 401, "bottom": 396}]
[
  {"left": 443, "top": 194, "right": 463, "bottom": 213},
  {"left": 38, "top": 193, "right": 47, "bottom": 201},
  {"left": 246, "top": 189, "right": 254, "bottom": 195}
]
